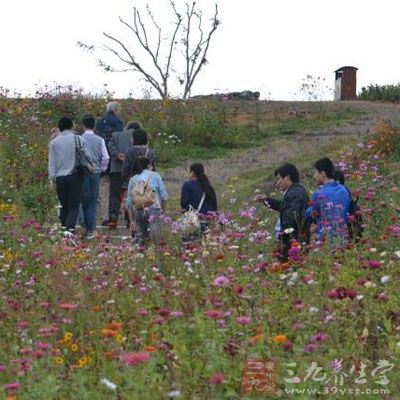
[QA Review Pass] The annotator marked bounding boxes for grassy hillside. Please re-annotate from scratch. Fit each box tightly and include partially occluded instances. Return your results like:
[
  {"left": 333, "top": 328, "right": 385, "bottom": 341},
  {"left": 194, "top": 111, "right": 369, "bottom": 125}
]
[{"left": 1, "top": 92, "right": 400, "bottom": 398}]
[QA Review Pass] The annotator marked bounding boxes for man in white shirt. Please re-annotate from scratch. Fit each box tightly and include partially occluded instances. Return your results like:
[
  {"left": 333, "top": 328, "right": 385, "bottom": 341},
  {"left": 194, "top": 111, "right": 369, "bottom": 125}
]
[
  {"left": 48, "top": 117, "right": 90, "bottom": 233},
  {"left": 81, "top": 115, "right": 110, "bottom": 239}
]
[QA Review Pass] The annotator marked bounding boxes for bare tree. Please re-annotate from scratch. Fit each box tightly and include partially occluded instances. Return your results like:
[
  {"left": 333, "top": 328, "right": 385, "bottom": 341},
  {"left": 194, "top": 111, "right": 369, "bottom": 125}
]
[{"left": 78, "top": 1, "right": 220, "bottom": 99}]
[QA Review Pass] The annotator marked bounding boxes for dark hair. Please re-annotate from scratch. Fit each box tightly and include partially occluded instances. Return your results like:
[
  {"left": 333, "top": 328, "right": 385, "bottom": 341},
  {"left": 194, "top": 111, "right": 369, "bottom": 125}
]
[
  {"left": 132, "top": 129, "right": 148, "bottom": 145},
  {"left": 274, "top": 163, "right": 299, "bottom": 183},
  {"left": 82, "top": 114, "right": 96, "bottom": 130},
  {"left": 132, "top": 157, "right": 151, "bottom": 175},
  {"left": 333, "top": 169, "right": 345, "bottom": 185},
  {"left": 190, "top": 163, "right": 216, "bottom": 203},
  {"left": 58, "top": 117, "right": 73, "bottom": 132},
  {"left": 314, "top": 157, "right": 335, "bottom": 179},
  {"left": 126, "top": 121, "right": 142, "bottom": 131}
]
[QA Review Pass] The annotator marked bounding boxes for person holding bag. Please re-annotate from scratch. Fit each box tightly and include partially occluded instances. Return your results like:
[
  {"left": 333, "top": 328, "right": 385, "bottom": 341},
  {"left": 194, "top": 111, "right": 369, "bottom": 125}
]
[
  {"left": 179, "top": 163, "right": 217, "bottom": 238},
  {"left": 48, "top": 117, "right": 92, "bottom": 235}
]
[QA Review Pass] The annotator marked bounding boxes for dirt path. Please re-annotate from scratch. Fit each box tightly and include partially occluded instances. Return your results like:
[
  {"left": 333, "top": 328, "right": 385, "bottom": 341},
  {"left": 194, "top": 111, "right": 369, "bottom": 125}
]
[{"left": 162, "top": 100, "right": 400, "bottom": 198}]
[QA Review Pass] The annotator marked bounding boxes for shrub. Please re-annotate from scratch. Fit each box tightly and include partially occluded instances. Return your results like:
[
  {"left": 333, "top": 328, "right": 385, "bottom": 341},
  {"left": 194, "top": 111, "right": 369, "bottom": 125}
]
[{"left": 358, "top": 84, "right": 400, "bottom": 102}]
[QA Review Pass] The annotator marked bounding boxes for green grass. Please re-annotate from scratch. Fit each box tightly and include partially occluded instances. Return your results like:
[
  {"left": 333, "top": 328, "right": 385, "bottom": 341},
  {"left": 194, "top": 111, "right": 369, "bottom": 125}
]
[{"left": 156, "top": 107, "right": 365, "bottom": 167}]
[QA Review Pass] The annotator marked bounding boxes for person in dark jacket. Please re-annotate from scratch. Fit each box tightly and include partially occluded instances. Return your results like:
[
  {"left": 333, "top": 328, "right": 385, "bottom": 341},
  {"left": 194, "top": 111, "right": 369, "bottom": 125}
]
[
  {"left": 95, "top": 101, "right": 124, "bottom": 226},
  {"left": 180, "top": 163, "right": 217, "bottom": 217},
  {"left": 256, "top": 163, "right": 310, "bottom": 262},
  {"left": 108, "top": 121, "right": 141, "bottom": 225},
  {"left": 121, "top": 129, "right": 156, "bottom": 187}
]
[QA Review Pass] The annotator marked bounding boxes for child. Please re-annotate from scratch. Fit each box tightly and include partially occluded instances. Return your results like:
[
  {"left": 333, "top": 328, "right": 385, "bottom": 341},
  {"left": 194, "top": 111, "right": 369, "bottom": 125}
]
[{"left": 126, "top": 157, "right": 168, "bottom": 270}]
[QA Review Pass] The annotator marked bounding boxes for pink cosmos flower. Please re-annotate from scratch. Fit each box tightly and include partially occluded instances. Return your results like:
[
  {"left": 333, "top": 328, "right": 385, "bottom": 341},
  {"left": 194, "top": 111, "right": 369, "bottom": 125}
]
[
  {"left": 213, "top": 276, "right": 230, "bottom": 287},
  {"left": 205, "top": 310, "right": 221, "bottom": 319},
  {"left": 304, "top": 343, "right": 318, "bottom": 353},
  {"left": 120, "top": 351, "right": 150, "bottom": 366},
  {"left": 4, "top": 381, "right": 20, "bottom": 394},
  {"left": 236, "top": 316, "right": 251, "bottom": 325},
  {"left": 209, "top": 372, "right": 224, "bottom": 385},
  {"left": 169, "top": 311, "right": 184, "bottom": 318},
  {"left": 366, "top": 260, "right": 383, "bottom": 269},
  {"left": 311, "top": 333, "right": 328, "bottom": 343}
]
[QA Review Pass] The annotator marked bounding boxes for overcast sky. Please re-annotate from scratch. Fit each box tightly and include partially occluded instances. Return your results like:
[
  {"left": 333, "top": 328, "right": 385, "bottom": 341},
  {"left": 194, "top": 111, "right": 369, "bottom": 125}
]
[{"left": 2, "top": 0, "right": 400, "bottom": 99}]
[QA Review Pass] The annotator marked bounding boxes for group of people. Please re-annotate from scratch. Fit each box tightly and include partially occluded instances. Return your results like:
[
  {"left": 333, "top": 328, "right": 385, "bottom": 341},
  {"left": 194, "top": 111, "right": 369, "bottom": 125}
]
[
  {"left": 256, "top": 157, "right": 354, "bottom": 262},
  {"left": 48, "top": 100, "right": 357, "bottom": 267},
  {"left": 47, "top": 102, "right": 218, "bottom": 249}
]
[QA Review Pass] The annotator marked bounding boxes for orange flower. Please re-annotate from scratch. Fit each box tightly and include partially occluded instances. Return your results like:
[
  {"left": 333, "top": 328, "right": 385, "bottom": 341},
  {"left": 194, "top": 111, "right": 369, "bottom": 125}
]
[
  {"left": 105, "top": 322, "right": 123, "bottom": 331},
  {"left": 273, "top": 334, "right": 288, "bottom": 343},
  {"left": 102, "top": 328, "right": 118, "bottom": 337},
  {"left": 144, "top": 345, "right": 158, "bottom": 353},
  {"left": 103, "top": 351, "right": 116, "bottom": 359},
  {"left": 249, "top": 333, "right": 264, "bottom": 346},
  {"left": 271, "top": 262, "right": 289, "bottom": 272}
]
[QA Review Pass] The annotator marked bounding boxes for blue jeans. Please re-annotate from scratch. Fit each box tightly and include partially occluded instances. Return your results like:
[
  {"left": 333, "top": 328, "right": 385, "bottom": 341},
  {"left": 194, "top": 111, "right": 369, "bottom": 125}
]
[{"left": 82, "top": 173, "right": 100, "bottom": 232}]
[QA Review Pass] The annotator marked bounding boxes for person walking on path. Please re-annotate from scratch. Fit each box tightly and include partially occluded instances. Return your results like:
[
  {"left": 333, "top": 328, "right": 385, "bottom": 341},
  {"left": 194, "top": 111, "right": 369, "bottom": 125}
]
[
  {"left": 180, "top": 163, "right": 217, "bottom": 236},
  {"left": 81, "top": 114, "right": 110, "bottom": 239},
  {"left": 108, "top": 121, "right": 141, "bottom": 228},
  {"left": 126, "top": 157, "right": 168, "bottom": 271},
  {"left": 95, "top": 101, "right": 123, "bottom": 226},
  {"left": 48, "top": 117, "right": 92, "bottom": 234}
]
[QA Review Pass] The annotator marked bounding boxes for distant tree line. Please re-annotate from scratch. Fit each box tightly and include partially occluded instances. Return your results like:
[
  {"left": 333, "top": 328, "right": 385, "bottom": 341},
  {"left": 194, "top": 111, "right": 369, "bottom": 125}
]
[{"left": 358, "top": 84, "right": 400, "bottom": 102}]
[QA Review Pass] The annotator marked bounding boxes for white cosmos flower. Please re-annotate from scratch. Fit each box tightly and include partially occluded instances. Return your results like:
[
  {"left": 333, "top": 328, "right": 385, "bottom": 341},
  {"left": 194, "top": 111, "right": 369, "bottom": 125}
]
[
  {"left": 381, "top": 275, "right": 390, "bottom": 284},
  {"left": 100, "top": 378, "right": 116, "bottom": 391},
  {"left": 284, "top": 227, "right": 295, "bottom": 234}
]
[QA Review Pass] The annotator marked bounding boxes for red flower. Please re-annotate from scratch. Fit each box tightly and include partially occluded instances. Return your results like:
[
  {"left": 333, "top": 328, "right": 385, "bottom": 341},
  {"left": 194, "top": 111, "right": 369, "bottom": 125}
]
[
  {"left": 209, "top": 372, "right": 224, "bottom": 385},
  {"left": 120, "top": 351, "right": 150, "bottom": 366}
]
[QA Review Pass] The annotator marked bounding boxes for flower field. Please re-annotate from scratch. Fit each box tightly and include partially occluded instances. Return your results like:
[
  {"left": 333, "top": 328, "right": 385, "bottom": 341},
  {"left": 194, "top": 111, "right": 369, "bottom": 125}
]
[{"left": 1, "top": 90, "right": 400, "bottom": 399}]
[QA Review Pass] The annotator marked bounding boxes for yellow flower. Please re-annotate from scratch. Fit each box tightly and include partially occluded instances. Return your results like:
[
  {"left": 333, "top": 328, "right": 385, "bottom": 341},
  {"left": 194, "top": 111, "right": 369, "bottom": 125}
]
[
  {"left": 64, "top": 332, "right": 73, "bottom": 341},
  {"left": 76, "top": 357, "right": 91, "bottom": 368},
  {"left": 55, "top": 357, "right": 64, "bottom": 365},
  {"left": 115, "top": 334, "right": 125, "bottom": 344},
  {"left": 273, "top": 334, "right": 288, "bottom": 343},
  {"left": 70, "top": 343, "right": 79, "bottom": 352}
]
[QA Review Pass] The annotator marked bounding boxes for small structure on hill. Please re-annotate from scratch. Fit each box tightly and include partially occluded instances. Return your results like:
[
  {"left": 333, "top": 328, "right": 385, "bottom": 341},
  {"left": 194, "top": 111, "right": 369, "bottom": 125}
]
[{"left": 334, "top": 66, "right": 358, "bottom": 100}]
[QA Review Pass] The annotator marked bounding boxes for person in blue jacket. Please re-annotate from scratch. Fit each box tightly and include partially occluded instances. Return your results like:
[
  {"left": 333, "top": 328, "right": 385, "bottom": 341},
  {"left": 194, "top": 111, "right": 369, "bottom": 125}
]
[{"left": 306, "top": 157, "right": 351, "bottom": 245}]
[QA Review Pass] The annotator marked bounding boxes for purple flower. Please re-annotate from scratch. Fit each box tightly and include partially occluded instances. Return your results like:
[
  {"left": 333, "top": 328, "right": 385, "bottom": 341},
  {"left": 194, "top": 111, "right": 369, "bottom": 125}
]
[
  {"left": 213, "top": 276, "right": 230, "bottom": 287},
  {"left": 304, "top": 343, "right": 318, "bottom": 353},
  {"left": 236, "top": 316, "right": 251, "bottom": 325}
]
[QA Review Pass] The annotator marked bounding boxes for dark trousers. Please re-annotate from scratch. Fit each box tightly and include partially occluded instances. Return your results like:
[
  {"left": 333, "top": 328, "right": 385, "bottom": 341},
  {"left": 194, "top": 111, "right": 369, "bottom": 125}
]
[
  {"left": 109, "top": 172, "right": 123, "bottom": 222},
  {"left": 56, "top": 173, "right": 83, "bottom": 231}
]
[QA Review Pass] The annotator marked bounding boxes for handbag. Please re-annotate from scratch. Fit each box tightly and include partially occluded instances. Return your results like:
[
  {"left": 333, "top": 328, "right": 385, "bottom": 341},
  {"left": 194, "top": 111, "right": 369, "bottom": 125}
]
[
  {"left": 74, "top": 135, "right": 94, "bottom": 176},
  {"left": 176, "top": 194, "right": 206, "bottom": 235}
]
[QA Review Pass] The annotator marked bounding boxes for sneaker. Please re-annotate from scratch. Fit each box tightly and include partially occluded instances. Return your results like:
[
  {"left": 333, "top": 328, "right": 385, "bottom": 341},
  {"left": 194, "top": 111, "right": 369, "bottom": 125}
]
[{"left": 86, "top": 231, "right": 97, "bottom": 240}]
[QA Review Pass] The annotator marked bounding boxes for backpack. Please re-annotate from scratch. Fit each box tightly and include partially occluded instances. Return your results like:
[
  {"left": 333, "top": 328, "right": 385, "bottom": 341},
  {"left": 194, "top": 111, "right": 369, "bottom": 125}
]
[
  {"left": 132, "top": 178, "right": 156, "bottom": 209},
  {"left": 348, "top": 196, "right": 363, "bottom": 241}
]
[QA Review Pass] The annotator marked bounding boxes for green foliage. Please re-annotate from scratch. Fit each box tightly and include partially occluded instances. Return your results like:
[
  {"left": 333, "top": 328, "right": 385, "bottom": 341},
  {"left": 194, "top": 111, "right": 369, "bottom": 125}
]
[
  {"left": 17, "top": 182, "right": 58, "bottom": 224},
  {"left": 358, "top": 83, "right": 400, "bottom": 102}
]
